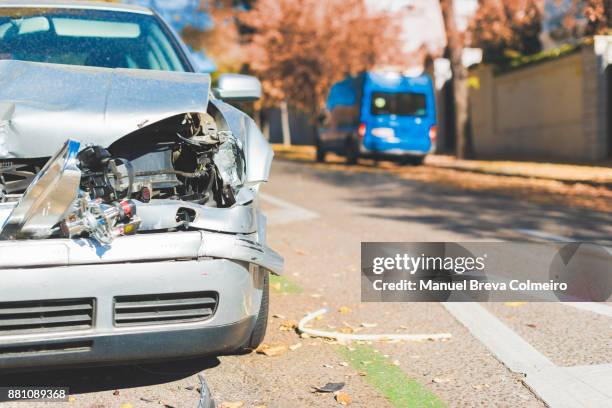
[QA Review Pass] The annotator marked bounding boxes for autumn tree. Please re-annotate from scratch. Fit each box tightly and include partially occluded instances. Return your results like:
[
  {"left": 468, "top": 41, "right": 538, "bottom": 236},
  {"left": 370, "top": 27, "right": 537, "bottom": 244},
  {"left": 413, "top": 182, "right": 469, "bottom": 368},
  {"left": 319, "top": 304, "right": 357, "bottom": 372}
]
[
  {"left": 440, "top": 0, "right": 473, "bottom": 159},
  {"left": 563, "top": 0, "right": 609, "bottom": 36},
  {"left": 239, "top": 0, "right": 404, "bottom": 116},
  {"left": 469, "top": 0, "right": 544, "bottom": 63},
  {"left": 181, "top": 0, "right": 247, "bottom": 75}
]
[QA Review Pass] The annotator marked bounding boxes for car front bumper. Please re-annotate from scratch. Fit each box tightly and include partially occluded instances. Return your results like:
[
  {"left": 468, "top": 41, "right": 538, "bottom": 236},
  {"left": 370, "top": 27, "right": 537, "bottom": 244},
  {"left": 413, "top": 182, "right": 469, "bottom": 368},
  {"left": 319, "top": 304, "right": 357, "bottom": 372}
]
[{"left": 0, "top": 230, "right": 282, "bottom": 371}]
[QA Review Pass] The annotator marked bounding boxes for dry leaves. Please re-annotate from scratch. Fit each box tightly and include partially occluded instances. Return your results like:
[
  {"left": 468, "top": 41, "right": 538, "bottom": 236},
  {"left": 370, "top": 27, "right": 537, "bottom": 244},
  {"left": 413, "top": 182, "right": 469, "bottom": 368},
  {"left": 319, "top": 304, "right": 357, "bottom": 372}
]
[
  {"left": 504, "top": 302, "right": 527, "bottom": 307},
  {"left": 338, "top": 306, "right": 351, "bottom": 314},
  {"left": 335, "top": 391, "right": 352, "bottom": 406},
  {"left": 255, "top": 343, "right": 288, "bottom": 357},
  {"left": 279, "top": 320, "right": 299, "bottom": 331},
  {"left": 221, "top": 402, "right": 244, "bottom": 408}
]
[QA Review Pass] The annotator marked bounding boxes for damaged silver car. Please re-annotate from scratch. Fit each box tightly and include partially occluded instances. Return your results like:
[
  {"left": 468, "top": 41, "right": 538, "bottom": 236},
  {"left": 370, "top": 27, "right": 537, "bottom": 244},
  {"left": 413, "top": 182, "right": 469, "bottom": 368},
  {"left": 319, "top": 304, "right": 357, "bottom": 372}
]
[{"left": 0, "top": 1, "right": 282, "bottom": 370}]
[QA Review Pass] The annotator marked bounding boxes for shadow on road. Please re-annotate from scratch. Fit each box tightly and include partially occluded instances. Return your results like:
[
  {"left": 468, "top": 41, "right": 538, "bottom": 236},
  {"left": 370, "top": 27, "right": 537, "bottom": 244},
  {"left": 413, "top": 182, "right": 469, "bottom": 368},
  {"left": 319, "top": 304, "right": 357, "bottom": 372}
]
[
  {"left": 0, "top": 357, "right": 220, "bottom": 394},
  {"left": 277, "top": 159, "right": 612, "bottom": 242}
]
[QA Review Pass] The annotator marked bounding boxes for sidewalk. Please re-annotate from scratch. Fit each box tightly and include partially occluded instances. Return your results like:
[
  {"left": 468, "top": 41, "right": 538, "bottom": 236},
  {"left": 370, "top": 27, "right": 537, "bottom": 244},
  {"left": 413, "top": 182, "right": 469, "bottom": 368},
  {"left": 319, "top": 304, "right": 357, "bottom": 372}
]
[
  {"left": 427, "top": 155, "right": 612, "bottom": 188},
  {"left": 272, "top": 145, "right": 612, "bottom": 187},
  {"left": 271, "top": 144, "right": 612, "bottom": 213}
]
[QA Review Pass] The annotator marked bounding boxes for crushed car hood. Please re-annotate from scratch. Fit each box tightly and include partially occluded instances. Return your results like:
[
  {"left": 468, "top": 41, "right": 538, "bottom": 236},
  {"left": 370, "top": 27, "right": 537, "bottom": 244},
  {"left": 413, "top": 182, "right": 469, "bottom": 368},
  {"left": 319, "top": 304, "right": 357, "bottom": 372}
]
[{"left": 0, "top": 60, "right": 211, "bottom": 159}]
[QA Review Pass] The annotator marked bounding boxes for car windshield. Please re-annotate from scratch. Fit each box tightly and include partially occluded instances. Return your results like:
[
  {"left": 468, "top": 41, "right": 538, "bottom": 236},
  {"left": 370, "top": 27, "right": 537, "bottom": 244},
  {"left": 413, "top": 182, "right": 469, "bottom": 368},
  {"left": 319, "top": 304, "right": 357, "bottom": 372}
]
[
  {"left": 0, "top": 7, "right": 188, "bottom": 72},
  {"left": 370, "top": 91, "right": 427, "bottom": 116}
]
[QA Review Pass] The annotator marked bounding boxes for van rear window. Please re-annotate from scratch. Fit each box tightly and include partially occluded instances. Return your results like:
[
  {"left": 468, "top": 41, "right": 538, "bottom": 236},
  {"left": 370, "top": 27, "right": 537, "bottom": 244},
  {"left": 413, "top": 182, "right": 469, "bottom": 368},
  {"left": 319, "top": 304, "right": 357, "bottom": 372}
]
[{"left": 370, "top": 92, "right": 427, "bottom": 116}]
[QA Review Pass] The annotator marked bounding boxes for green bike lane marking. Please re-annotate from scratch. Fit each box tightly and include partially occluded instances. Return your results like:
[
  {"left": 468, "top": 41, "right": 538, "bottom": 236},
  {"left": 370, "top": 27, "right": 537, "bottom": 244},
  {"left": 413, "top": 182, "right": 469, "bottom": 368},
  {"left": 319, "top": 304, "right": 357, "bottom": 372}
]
[
  {"left": 270, "top": 274, "right": 303, "bottom": 294},
  {"left": 268, "top": 274, "right": 446, "bottom": 407},
  {"left": 337, "top": 344, "right": 446, "bottom": 408}
]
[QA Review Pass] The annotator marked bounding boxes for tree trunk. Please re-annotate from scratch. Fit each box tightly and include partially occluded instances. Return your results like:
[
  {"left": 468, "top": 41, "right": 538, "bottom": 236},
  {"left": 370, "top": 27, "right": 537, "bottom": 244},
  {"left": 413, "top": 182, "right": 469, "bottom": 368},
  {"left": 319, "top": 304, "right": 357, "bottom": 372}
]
[
  {"left": 280, "top": 100, "right": 292, "bottom": 147},
  {"left": 440, "top": 0, "right": 474, "bottom": 159}
]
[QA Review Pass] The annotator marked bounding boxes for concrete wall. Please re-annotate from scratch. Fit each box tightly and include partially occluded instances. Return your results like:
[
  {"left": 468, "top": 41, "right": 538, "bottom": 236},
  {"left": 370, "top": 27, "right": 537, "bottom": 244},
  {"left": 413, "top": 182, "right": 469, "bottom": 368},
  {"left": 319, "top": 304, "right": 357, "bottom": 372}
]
[{"left": 469, "top": 36, "right": 611, "bottom": 162}]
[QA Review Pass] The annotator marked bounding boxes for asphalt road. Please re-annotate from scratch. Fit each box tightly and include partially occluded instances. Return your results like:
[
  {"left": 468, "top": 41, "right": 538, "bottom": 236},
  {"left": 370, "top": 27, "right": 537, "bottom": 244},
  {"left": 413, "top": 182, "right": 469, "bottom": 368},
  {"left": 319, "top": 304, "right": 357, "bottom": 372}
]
[{"left": 2, "top": 158, "right": 611, "bottom": 408}]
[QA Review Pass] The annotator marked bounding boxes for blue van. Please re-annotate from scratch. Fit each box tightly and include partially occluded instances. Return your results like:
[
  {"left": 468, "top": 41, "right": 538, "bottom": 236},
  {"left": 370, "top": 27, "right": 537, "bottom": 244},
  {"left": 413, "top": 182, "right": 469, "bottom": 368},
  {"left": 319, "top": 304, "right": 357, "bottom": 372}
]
[{"left": 317, "top": 71, "right": 437, "bottom": 165}]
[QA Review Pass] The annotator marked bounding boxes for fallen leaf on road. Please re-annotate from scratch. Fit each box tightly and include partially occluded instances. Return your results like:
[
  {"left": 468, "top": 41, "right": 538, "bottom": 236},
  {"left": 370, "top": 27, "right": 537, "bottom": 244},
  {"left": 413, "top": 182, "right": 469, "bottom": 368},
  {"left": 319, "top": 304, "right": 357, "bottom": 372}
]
[
  {"left": 140, "top": 397, "right": 156, "bottom": 402},
  {"left": 289, "top": 343, "right": 302, "bottom": 351},
  {"left": 504, "top": 302, "right": 526, "bottom": 307},
  {"left": 255, "top": 343, "right": 288, "bottom": 357},
  {"left": 296, "top": 249, "right": 308, "bottom": 255},
  {"left": 358, "top": 371, "right": 367, "bottom": 376},
  {"left": 113, "top": 390, "right": 120, "bottom": 396},
  {"left": 279, "top": 320, "right": 298, "bottom": 331},
  {"left": 339, "top": 362, "right": 349, "bottom": 367},
  {"left": 315, "top": 315, "right": 324, "bottom": 321},
  {"left": 272, "top": 314, "right": 286, "bottom": 319},
  {"left": 472, "top": 383, "right": 490, "bottom": 390},
  {"left": 360, "top": 322, "right": 378, "bottom": 328},
  {"left": 313, "top": 382, "right": 345, "bottom": 393},
  {"left": 323, "top": 364, "right": 334, "bottom": 368},
  {"left": 335, "top": 391, "right": 352, "bottom": 405},
  {"left": 339, "top": 306, "right": 351, "bottom": 314},
  {"left": 526, "top": 323, "right": 537, "bottom": 328},
  {"left": 339, "top": 327, "right": 354, "bottom": 334},
  {"left": 432, "top": 378, "right": 452, "bottom": 384},
  {"left": 221, "top": 402, "right": 244, "bottom": 408}
]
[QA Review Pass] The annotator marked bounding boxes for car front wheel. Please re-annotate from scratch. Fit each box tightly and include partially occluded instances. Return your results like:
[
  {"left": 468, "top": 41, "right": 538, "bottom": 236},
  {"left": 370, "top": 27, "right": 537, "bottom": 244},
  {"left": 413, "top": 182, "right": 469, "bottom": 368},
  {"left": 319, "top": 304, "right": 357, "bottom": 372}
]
[{"left": 241, "top": 270, "right": 269, "bottom": 351}]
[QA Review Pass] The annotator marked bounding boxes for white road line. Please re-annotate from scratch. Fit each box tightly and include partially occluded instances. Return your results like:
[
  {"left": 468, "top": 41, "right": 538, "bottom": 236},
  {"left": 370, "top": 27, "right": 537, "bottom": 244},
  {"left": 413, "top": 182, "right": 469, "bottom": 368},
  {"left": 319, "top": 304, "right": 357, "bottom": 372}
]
[
  {"left": 515, "top": 228, "right": 612, "bottom": 317},
  {"left": 259, "top": 193, "right": 319, "bottom": 226},
  {"left": 514, "top": 228, "right": 572, "bottom": 243},
  {"left": 443, "top": 302, "right": 612, "bottom": 407},
  {"left": 560, "top": 302, "right": 612, "bottom": 318},
  {"left": 442, "top": 303, "right": 553, "bottom": 374}
]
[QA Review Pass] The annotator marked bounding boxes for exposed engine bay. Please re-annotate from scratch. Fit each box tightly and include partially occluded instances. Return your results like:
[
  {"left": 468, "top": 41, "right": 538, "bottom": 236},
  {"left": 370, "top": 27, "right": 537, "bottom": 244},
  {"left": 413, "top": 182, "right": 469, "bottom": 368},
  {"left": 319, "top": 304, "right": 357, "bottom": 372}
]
[
  {"left": 0, "top": 110, "right": 245, "bottom": 244},
  {"left": 0, "top": 60, "right": 272, "bottom": 246}
]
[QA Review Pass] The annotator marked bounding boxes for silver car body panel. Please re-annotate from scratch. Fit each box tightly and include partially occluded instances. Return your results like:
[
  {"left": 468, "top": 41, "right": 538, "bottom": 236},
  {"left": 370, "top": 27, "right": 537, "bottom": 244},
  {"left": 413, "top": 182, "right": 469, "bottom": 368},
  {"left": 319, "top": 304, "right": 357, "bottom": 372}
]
[
  {"left": 0, "top": 60, "right": 211, "bottom": 159},
  {"left": 0, "top": 230, "right": 283, "bottom": 275},
  {"left": 0, "top": 1, "right": 153, "bottom": 16},
  {"left": 0, "top": 258, "right": 261, "bottom": 369}
]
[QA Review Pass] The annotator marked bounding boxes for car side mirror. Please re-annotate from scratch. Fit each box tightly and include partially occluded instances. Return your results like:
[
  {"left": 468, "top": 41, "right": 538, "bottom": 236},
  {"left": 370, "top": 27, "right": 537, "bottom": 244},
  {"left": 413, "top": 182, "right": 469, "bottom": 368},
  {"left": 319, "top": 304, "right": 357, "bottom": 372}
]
[{"left": 214, "top": 74, "right": 262, "bottom": 102}]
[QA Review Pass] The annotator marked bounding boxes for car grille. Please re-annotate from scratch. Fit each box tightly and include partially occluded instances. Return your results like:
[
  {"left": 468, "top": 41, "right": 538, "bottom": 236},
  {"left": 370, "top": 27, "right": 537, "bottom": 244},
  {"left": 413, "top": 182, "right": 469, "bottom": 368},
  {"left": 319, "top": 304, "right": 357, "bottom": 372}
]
[
  {"left": 113, "top": 291, "right": 218, "bottom": 327},
  {"left": 0, "top": 298, "right": 95, "bottom": 336}
]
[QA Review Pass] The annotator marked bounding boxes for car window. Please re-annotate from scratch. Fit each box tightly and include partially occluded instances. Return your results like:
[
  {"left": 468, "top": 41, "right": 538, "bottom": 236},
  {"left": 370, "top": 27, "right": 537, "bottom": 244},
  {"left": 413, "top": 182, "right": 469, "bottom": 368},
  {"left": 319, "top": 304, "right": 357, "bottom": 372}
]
[
  {"left": 370, "top": 91, "right": 427, "bottom": 116},
  {"left": 0, "top": 7, "right": 188, "bottom": 72}
]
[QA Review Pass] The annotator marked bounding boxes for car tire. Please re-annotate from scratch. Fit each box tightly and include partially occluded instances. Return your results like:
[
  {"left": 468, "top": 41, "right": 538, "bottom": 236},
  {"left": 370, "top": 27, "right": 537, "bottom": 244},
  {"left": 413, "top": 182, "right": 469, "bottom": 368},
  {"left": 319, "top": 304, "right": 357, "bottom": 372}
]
[
  {"left": 400, "top": 156, "right": 425, "bottom": 166},
  {"left": 241, "top": 270, "right": 269, "bottom": 351},
  {"left": 346, "top": 136, "right": 359, "bottom": 165},
  {"left": 315, "top": 139, "right": 326, "bottom": 163}
]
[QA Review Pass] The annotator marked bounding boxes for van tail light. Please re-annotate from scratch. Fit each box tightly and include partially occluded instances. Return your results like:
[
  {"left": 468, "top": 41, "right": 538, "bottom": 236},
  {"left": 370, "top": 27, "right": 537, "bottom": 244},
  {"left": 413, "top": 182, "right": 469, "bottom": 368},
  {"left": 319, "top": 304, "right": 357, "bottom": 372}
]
[
  {"left": 358, "top": 123, "right": 366, "bottom": 139},
  {"left": 429, "top": 125, "right": 438, "bottom": 142}
]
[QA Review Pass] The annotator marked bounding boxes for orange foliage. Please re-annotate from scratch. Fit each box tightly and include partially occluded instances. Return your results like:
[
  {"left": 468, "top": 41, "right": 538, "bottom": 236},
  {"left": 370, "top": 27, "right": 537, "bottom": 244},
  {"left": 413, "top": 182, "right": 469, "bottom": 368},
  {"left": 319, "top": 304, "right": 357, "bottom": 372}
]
[{"left": 240, "top": 0, "right": 404, "bottom": 114}]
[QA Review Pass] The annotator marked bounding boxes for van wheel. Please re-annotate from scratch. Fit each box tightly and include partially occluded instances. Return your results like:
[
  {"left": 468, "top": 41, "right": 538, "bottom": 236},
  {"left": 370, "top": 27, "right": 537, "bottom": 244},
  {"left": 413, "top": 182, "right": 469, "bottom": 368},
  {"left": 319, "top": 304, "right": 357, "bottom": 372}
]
[
  {"left": 241, "top": 271, "right": 269, "bottom": 351},
  {"left": 346, "top": 137, "right": 359, "bottom": 165},
  {"left": 315, "top": 140, "right": 326, "bottom": 163},
  {"left": 400, "top": 156, "right": 425, "bottom": 166}
]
